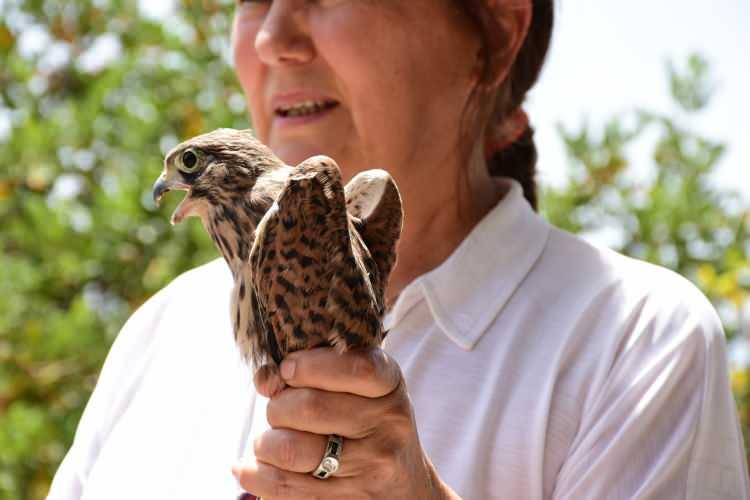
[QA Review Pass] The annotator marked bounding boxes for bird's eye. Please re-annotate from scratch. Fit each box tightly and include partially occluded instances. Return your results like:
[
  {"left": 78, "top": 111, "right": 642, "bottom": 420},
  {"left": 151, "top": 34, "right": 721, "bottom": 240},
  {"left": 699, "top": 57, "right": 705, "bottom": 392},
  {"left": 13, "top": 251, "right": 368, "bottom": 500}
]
[
  {"left": 183, "top": 151, "right": 197, "bottom": 168},
  {"left": 178, "top": 148, "right": 202, "bottom": 173}
]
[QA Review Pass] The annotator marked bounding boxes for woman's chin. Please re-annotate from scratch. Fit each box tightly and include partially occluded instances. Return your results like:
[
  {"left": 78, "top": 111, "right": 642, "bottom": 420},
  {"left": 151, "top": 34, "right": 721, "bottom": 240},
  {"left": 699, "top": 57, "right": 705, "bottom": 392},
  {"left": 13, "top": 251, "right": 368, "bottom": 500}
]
[
  {"left": 273, "top": 141, "right": 352, "bottom": 168},
  {"left": 268, "top": 141, "right": 311, "bottom": 163}
]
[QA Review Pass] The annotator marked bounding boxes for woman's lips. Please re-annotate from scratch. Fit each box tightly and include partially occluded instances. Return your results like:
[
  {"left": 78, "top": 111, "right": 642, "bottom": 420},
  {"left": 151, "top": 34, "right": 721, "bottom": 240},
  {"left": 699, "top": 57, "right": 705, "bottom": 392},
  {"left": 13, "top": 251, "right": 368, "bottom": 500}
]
[
  {"left": 273, "top": 101, "right": 340, "bottom": 128},
  {"left": 275, "top": 99, "right": 339, "bottom": 118},
  {"left": 271, "top": 92, "right": 340, "bottom": 128}
]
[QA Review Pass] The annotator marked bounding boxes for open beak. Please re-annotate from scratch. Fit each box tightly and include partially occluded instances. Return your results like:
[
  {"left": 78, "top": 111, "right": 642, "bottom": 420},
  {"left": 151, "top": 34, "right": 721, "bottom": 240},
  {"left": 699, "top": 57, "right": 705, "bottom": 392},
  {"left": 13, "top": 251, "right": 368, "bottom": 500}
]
[
  {"left": 152, "top": 177, "right": 172, "bottom": 206},
  {"left": 152, "top": 173, "right": 197, "bottom": 225}
]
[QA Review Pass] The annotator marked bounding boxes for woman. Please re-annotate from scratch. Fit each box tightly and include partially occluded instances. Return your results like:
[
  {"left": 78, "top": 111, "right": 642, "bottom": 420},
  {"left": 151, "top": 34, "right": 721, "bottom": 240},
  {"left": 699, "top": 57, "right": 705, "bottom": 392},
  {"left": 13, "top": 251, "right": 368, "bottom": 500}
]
[{"left": 49, "top": 1, "right": 748, "bottom": 499}]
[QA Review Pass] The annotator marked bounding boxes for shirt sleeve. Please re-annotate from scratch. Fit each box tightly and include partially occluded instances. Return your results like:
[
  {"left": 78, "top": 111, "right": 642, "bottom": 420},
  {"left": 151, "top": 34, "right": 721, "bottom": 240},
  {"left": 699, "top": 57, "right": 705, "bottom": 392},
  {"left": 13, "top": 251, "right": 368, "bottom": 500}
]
[
  {"left": 552, "top": 285, "right": 750, "bottom": 500},
  {"left": 47, "top": 281, "right": 176, "bottom": 500}
]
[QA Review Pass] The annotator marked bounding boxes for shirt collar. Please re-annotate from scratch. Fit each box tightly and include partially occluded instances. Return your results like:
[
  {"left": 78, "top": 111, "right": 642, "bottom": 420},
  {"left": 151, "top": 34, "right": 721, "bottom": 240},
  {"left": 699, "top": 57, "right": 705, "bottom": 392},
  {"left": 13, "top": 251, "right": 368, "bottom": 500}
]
[{"left": 385, "top": 178, "right": 550, "bottom": 350}]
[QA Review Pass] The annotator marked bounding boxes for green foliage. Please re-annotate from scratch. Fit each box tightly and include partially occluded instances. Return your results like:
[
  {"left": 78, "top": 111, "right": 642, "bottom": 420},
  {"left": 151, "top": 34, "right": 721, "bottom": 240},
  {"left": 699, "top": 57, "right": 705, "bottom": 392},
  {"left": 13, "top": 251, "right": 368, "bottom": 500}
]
[
  {"left": 541, "top": 54, "right": 750, "bottom": 456},
  {"left": 1, "top": 0, "right": 748, "bottom": 496},
  {"left": 0, "top": 1, "right": 241, "bottom": 497}
]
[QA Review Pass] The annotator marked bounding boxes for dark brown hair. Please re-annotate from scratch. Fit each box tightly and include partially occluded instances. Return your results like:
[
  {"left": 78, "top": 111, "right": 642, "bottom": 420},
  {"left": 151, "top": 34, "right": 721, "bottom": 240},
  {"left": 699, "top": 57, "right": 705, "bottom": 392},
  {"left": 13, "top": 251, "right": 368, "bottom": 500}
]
[{"left": 459, "top": 0, "right": 555, "bottom": 211}]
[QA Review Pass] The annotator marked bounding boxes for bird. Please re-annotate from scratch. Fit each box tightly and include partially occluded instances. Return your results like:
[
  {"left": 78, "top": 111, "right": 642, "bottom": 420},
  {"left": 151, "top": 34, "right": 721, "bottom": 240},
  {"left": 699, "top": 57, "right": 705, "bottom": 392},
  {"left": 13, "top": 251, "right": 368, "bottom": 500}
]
[{"left": 152, "top": 128, "right": 402, "bottom": 367}]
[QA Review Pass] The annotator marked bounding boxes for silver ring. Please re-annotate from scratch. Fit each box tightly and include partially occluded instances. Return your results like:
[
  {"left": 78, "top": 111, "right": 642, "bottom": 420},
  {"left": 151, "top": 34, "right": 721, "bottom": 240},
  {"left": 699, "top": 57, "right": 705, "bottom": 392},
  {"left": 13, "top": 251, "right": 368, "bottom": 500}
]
[{"left": 312, "top": 434, "right": 343, "bottom": 479}]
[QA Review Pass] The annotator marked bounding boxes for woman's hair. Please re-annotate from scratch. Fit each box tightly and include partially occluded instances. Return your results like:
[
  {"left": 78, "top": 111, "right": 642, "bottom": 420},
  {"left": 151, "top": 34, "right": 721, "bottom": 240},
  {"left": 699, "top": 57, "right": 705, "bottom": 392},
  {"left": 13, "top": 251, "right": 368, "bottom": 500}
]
[{"left": 459, "top": 0, "right": 555, "bottom": 211}]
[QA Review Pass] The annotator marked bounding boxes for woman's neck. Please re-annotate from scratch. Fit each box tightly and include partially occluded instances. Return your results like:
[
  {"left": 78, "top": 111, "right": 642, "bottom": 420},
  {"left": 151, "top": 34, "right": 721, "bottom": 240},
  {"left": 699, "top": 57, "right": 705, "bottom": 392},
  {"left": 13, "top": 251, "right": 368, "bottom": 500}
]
[{"left": 384, "top": 148, "right": 510, "bottom": 308}]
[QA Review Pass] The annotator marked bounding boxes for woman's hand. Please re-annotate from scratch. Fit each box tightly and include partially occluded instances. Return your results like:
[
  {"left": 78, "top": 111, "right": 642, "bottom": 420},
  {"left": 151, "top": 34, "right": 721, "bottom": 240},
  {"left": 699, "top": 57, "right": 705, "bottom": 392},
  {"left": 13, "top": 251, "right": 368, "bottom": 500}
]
[{"left": 232, "top": 347, "right": 459, "bottom": 500}]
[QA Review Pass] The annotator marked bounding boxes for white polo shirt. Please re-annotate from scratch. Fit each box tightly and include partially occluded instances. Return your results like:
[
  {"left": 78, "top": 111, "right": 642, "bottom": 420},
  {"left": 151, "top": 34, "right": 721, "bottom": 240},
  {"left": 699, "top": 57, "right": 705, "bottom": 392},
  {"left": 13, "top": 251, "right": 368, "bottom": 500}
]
[{"left": 49, "top": 179, "right": 749, "bottom": 500}]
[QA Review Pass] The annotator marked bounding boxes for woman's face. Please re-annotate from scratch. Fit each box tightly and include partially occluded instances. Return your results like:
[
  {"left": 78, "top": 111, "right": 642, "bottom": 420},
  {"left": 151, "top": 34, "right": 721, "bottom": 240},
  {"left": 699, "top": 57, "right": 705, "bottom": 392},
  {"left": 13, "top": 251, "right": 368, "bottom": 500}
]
[{"left": 231, "top": 0, "right": 480, "bottom": 181}]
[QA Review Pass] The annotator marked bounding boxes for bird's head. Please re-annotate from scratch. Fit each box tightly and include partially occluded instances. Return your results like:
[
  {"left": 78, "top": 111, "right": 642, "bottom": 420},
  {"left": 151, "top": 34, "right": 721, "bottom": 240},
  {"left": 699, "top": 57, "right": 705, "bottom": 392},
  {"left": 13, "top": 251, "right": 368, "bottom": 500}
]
[{"left": 152, "top": 128, "right": 284, "bottom": 225}]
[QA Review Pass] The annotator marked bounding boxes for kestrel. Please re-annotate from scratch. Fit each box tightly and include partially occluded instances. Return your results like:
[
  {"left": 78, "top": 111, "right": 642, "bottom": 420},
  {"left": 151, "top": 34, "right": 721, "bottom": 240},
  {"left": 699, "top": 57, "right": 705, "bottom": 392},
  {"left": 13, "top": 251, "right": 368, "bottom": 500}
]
[{"left": 153, "top": 129, "right": 402, "bottom": 366}]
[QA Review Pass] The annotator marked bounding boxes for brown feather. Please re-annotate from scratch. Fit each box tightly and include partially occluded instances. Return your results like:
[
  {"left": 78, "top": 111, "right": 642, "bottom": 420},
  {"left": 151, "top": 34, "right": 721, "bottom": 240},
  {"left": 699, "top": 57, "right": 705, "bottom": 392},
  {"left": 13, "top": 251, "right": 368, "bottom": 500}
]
[{"left": 159, "top": 129, "right": 402, "bottom": 367}]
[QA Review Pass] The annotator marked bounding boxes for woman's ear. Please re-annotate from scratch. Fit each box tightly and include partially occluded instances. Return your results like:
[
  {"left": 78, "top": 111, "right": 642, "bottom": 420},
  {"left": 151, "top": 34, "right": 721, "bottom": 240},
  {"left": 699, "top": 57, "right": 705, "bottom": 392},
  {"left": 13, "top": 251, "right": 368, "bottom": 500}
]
[{"left": 486, "top": 0, "right": 533, "bottom": 88}]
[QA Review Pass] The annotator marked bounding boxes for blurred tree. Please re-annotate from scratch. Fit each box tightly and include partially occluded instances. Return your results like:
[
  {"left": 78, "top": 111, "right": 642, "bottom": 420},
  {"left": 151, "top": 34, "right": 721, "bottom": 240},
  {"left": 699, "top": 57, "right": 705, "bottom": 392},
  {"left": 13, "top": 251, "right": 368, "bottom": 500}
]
[
  {"left": 0, "top": 0, "right": 747, "bottom": 497},
  {"left": 0, "top": 1, "right": 240, "bottom": 498},
  {"left": 541, "top": 53, "right": 750, "bottom": 457}
]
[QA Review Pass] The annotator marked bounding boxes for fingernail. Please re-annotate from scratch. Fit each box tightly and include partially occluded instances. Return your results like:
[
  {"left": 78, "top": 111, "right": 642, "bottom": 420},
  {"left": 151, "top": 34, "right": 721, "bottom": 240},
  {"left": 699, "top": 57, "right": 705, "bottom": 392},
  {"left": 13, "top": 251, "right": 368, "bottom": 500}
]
[{"left": 280, "top": 359, "right": 296, "bottom": 380}]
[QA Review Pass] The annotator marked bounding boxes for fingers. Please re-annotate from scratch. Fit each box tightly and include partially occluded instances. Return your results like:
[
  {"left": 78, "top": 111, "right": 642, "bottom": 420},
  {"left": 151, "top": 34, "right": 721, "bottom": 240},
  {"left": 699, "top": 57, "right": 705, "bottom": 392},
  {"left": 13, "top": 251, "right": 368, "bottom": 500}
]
[
  {"left": 254, "top": 364, "right": 286, "bottom": 398},
  {"left": 253, "top": 428, "right": 328, "bottom": 474},
  {"left": 280, "top": 347, "right": 401, "bottom": 398},
  {"left": 253, "top": 428, "right": 370, "bottom": 478},
  {"left": 243, "top": 349, "right": 421, "bottom": 499},
  {"left": 233, "top": 459, "right": 360, "bottom": 500},
  {"left": 267, "top": 388, "right": 374, "bottom": 438},
  {"left": 266, "top": 385, "right": 410, "bottom": 439}
]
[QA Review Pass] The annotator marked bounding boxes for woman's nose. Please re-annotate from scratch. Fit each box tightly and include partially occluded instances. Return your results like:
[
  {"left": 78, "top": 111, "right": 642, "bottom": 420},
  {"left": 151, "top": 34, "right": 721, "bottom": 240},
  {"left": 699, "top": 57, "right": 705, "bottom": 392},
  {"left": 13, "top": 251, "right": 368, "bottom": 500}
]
[{"left": 255, "top": 2, "right": 315, "bottom": 66}]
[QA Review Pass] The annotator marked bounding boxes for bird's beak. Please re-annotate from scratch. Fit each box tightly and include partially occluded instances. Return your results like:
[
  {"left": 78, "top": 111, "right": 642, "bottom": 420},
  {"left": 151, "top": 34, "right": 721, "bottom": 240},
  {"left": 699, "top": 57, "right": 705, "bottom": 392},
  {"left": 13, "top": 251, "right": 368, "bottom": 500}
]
[
  {"left": 152, "top": 169, "right": 195, "bottom": 225},
  {"left": 152, "top": 177, "right": 172, "bottom": 207},
  {"left": 152, "top": 174, "right": 189, "bottom": 206}
]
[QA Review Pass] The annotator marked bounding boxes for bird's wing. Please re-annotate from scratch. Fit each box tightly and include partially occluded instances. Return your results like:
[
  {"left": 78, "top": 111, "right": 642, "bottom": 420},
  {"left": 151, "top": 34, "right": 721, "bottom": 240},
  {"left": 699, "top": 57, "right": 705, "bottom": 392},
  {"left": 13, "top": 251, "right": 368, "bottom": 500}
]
[
  {"left": 344, "top": 169, "right": 403, "bottom": 308},
  {"left": 248, "top": 156, "right": 382, "bottom": 363},
  {"left": 237, "top": 202, "right": 282, "bottom": 367}
]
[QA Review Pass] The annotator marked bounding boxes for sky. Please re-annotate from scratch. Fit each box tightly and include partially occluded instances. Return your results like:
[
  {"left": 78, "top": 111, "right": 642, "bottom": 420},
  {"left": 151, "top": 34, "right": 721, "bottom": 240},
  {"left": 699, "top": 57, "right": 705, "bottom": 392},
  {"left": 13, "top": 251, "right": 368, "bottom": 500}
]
[{"left": 527, "top": 0, "right": 750, "bottom": 199}]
